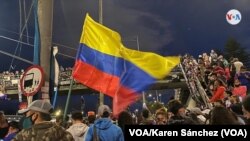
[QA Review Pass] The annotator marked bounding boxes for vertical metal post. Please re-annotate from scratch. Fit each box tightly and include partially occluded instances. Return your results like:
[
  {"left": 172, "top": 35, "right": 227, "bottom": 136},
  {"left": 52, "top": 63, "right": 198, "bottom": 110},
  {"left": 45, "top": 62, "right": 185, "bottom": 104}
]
[
  {"left": 99, "top": 0, "right": 104, "bottom": 106},
  {"left": 63, "top": 78, "right": 74, "bottom": 121},
  {"left": 38, "top": 0, "right": 54, "bottom": 101},
  {"left": 136, "top": 36, "right": 140, "bottom": 51},
  {"left": 156, "top": 90, "right": 159, "bottom": 102}
]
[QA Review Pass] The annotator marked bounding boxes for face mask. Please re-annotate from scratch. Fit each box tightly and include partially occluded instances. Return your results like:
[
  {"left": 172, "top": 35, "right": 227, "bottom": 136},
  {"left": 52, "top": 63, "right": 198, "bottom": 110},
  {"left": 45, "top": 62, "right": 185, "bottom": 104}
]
[{"left": 22, "top": 116, "right": 33, "bottom": 129}]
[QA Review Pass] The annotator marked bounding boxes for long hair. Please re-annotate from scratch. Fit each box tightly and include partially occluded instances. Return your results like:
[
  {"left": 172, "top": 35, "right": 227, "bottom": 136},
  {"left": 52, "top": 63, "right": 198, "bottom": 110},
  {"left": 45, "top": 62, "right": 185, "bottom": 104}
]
[
  {"left": 118, "top": 111, "right": 133, "bottom": 133},
  {"left": 210, "top": 106, "right": 240, "bottom": 125}
]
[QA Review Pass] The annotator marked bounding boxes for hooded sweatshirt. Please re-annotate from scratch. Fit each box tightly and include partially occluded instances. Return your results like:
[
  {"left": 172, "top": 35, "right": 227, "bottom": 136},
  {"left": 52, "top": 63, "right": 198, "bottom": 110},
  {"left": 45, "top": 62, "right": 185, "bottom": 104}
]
[
  {"left": 84, "top": 118, "right": 124, "bottom": 141},
  {"left": 67, "top": 122, "right": 88, "bottom": 141}
]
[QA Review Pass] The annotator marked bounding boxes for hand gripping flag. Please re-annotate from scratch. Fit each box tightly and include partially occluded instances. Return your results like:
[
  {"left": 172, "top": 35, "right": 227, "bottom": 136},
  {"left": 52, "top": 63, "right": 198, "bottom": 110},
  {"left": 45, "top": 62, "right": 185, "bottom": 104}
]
[{"left": 72, "top": 14, "right": 180, "bottom": 116}]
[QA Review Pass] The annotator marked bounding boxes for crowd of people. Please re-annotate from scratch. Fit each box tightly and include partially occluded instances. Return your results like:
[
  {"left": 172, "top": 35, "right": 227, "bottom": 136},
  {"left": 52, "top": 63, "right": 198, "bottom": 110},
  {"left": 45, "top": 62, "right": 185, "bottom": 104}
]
[
  {"left": 1, "top": 96, "right": 250, "bottom": 140},
  {"left": 1, "top": 50, "right": 250, "bottom": 140},
  {"left": 0, "top": 67, "right": 74, "bottom": 94}
]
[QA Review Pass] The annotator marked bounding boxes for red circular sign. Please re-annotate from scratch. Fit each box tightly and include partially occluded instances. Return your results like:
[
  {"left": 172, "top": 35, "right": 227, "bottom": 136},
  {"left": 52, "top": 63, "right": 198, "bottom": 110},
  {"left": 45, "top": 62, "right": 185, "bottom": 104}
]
[{"left": 20, "top": 65, "right": 45, "bottom": 96}]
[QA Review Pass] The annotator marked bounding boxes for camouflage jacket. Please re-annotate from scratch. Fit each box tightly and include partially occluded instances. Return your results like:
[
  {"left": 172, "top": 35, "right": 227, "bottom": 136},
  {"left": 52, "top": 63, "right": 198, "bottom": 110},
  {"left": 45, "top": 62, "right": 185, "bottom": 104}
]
[{"left": 12, "top": 122, "right": 74, "bottom": 141}]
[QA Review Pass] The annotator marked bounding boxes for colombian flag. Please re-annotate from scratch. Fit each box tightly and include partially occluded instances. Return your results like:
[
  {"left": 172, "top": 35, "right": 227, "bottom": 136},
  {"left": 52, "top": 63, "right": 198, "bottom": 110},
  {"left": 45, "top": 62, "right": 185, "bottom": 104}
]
[{"left": 72, "top": 14, "right": 180, "bottom": 116}]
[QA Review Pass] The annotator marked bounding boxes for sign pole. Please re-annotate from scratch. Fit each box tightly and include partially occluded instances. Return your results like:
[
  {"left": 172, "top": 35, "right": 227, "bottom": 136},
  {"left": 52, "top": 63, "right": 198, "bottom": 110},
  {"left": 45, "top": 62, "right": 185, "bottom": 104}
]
[{"left": 27, "top": 96, "right": 33, "bottom": 105}]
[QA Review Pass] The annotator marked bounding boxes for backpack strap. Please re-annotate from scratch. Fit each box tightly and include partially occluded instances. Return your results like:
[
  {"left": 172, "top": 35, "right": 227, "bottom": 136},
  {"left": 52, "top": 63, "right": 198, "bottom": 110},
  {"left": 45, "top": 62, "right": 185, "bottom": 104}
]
[{"left": 93, "top": 125, "right": 99, "bottom": 141}]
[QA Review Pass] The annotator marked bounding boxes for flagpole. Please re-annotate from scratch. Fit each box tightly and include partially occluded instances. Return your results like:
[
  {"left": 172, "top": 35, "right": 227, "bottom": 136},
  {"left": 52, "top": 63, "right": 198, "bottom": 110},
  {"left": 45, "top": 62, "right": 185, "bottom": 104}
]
[
  {"left": 142, "top": 91, "right": 146, "bottom": 104},
  {"left": 136, "top": 36, "right": 140, "bottom": 51},
  {"left": 136, "top": 36, "right": 146, "bottom": 105},
  {"left": 99, "top": 0, "right": 104, "bottom": 106}
]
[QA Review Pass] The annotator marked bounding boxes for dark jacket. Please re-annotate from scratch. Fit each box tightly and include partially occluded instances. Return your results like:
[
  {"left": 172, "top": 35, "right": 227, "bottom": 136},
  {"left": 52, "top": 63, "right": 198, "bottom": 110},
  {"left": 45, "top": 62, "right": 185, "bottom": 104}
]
[{"left": 12, "top": 122, "right": 74, "bottom": 141}]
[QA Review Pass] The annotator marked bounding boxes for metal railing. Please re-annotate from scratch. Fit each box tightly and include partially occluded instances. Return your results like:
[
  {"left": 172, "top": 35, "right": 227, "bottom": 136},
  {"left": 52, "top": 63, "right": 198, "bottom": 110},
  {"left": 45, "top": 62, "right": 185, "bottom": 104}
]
[{"left": 180, "top": 57, "right": 212, "bottom": 109}]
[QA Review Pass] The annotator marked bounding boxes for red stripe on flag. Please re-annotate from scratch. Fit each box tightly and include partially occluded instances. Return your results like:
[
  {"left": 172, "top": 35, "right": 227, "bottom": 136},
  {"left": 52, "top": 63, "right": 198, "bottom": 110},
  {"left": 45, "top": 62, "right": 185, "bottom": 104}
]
[
  {"left": 113, "top": 86, "right": 140, "bottom": 116},
  {"left": 73, "top": 60, "right": 119, "bottom": 97},
  {"left": 73, "top": 60, "right": 141, "bottom": 115}
]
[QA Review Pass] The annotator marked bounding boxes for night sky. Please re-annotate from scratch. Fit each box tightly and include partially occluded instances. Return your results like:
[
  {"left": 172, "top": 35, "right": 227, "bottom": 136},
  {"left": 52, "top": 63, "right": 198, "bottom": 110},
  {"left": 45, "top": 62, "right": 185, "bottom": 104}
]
[{"left": 0, "top": 0, "right": 250, "bottom": 71}]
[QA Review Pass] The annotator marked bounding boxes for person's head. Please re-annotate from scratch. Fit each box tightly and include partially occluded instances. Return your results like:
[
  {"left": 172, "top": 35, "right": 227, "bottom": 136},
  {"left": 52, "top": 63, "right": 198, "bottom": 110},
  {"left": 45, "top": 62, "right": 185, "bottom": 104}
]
[
  {"left": 209, "top": 73, "right": 217, "bottom": 81},
  {"left": 19, "top": 100, "right": 53, "bottom": 124},
  {"left": 18, "top": 111, "right": 32, "bottom": 129},
  {"left": 218, "top": 55, "right": 223, "bottom": 60},
  {"left": 210, "top": 106, "right": 240, "bottom": 125},
  {"left": 98, "top": 105, "right": 111, "bottom": 118},
  {"left": 71, "top": 111, "right": 83, "bottom": 123},
  {"left": 87, "top": 115, "right": 96, "bottom": 125},
  {"left": 8, "top": 121, "right": 19, "bottom": 133},
  {"left": 242, "top": 95, "right": 250, "bottom": 119},
  {"left": 118, "top": 111, "right": 133, "bottom": 124},
  {"left": 155, "top": 110, "right": 167, "bottom": 125},
  {"left": 234, "top": 79, "right": 241, "bottom": 87},
  {"left": 118, "top": 111, "right": 133, "bottom": 131},
  {"left": 142, "top": 109, "right": 150, "bottom": 119},
  {"left": 167, "top": 100, "right": 185, "bottom": 117}
]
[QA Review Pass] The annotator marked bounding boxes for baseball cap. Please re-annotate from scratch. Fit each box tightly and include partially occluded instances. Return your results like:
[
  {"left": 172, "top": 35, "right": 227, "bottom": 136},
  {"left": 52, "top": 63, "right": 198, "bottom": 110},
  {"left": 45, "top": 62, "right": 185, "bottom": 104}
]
[
  {"left": 98, "top": 105, "right": 111, "bottom": 116},
  {"left": 18, "top": 100, "right": 53, "bottom": 114},
  {"left": 87, "top": 111, "right": 95, "bottom": 116}
]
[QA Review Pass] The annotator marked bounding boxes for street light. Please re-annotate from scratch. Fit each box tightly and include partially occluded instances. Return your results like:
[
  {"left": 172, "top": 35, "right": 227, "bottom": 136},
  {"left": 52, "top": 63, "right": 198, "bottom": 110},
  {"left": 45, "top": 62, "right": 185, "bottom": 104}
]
[{"left": 148, "top": 93, "right": 152, "bottom": 98}]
